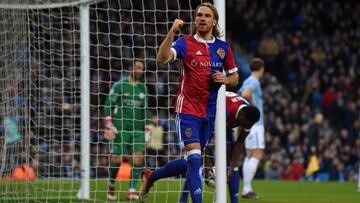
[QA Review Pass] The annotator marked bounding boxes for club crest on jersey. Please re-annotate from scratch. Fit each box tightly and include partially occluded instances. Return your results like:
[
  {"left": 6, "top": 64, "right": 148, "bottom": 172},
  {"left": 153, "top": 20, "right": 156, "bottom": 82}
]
[
  {"left": 139, "top": 92, "right": 145, "bottom": 99},
  {"left": 185, "top": 128, "right": 192, "bottom": 137},
  {"left": 217, "top": 48, "right": 225, "bottom": 59}
]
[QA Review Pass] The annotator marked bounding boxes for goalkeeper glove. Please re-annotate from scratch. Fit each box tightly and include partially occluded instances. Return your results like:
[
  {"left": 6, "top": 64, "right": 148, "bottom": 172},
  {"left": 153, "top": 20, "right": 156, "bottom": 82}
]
[
  {"left": 144, "top": 126, "right": 151, "bottom": 142},
  {"left": 104, "top": 117, "right": 118, "bottom": 141}
]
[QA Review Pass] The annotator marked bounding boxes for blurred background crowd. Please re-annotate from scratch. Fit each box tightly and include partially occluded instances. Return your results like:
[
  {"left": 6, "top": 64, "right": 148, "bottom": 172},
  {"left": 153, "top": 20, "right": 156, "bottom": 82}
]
[{"left": 1, "top": 0, "right": 359, "bottom": 183}]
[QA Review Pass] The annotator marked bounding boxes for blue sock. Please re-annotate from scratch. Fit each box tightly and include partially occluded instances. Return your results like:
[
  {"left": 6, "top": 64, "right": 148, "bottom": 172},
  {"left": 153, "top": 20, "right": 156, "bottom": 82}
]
[
  {"left": 228, "top": 169, "right": 240, "bottom": 203},
  {"left": 186, "top": 153, "right": 202, "bottom": 203},
  {"left": 179, "top": 181, "right": 189, "bottom": 203},
  {"left": 150, "top": 158, "right": 187, "bottom": 183}
]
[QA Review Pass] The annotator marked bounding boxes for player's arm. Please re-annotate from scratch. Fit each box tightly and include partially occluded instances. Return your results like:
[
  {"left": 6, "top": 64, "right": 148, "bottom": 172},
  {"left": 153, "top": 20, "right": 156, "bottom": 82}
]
[
  {"left": 103, "top": 85, "right": 119, "bottom": 140},
  {"left": 212, "top": 44, "right": 239, "bottom": 85},
  {"left": 227, "top": 128, "right": 249, "bottom": 180},
  {"left": 157, "top": 19, "right": 184, "bottom": 64},
  {"left": 144, "top": 85, "right": 151, "bottom": 141},
  {"left": 241, "top": 87, "right": 255, "bottom": 106},
  {"left": 103, "top": 94, "right": 113, "bottom": 119},
  {"left": 225, "top": 72, "right": 238, "bottom": 87}
]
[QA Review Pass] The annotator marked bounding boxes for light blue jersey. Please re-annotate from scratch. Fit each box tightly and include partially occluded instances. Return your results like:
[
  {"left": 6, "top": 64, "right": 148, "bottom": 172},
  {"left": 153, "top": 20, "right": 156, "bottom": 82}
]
[{"left": 239, "top": 76, "right": 263, "bottom": 125}]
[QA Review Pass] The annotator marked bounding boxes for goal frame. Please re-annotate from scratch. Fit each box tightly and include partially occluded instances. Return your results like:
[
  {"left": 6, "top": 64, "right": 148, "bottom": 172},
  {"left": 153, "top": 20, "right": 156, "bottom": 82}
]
[{"left": 0, "top": 0, "right": 228, "bottom": 201}]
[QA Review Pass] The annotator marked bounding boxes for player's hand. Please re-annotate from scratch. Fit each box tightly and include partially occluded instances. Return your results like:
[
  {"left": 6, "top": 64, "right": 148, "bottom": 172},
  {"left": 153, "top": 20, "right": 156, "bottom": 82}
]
[
  {"left": 227, "top": 168, "right": 234, "bottom": 182},
  {"left": 104, "top": 117, "right": 118, "bottom": 141},
  {"left": 212, "top": 70, "right": 227, "bottom": 84},
  {"left": 144, "top": 126, "right": 151, "bottom": 142},
  {"left": 170, "top": 19, "right": 184, "bottom": 34},
  {"left": 204, "top": 168, "right": 216, "bottom": 188}
]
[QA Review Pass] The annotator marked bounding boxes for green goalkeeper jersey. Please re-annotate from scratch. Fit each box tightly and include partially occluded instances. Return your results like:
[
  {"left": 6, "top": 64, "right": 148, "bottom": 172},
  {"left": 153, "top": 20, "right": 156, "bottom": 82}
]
[{"left": 104, "top": 79, "right": 148, "bottom": 132}]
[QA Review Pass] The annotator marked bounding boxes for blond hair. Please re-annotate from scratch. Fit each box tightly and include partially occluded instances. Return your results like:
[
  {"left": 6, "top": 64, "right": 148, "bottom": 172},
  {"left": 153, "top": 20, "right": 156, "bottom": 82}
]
[{"left": 191, "top": 2, "right": 221, "bottom": 38}]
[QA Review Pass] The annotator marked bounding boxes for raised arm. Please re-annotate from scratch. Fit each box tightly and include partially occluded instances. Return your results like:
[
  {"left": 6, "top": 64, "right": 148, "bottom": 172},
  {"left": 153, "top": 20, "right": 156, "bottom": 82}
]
[{"left": 157, "top": 19, "right": 184, "bottom": 64}]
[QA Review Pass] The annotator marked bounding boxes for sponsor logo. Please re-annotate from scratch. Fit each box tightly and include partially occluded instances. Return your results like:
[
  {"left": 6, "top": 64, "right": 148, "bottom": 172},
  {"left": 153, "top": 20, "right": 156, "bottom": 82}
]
[
  {"left": 190, "top": 60, "right": 223, "bottom": 68},
  {"left": 185, "top": 128, "right": 192, "bottom": 137},
  {"left": 139, "top": 92, "right": 145, "bottom": 99},
  {"left": 217, "top": 48, "right": 225, "bottom": 59},
  {"left": 191, "top": 59, "right": 198, "bottom": 66}
]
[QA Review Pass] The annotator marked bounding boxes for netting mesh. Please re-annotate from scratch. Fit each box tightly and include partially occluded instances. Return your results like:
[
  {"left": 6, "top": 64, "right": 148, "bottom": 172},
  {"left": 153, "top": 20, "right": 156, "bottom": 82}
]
[
  {"left": 0, "top": 4, "right": 32, "bottom": 201},
  {"left": 0, "top": 0, "right": 217, "bottom": 202}
]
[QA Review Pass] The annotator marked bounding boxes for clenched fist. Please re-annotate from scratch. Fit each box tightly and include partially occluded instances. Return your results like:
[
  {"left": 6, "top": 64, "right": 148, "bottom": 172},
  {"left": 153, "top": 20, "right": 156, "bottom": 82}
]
[{"left": 170, "top": 19, "right": 184, "bottom": 34}]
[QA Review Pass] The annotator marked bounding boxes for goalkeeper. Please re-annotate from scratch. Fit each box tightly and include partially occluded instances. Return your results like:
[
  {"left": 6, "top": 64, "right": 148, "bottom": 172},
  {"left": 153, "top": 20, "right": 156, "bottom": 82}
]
[
  {"left": 103, "top": 59, "right": 149, "bottom": 201},
  {"left": 180, "top": 91, "right": 260, "bottom": 203}
]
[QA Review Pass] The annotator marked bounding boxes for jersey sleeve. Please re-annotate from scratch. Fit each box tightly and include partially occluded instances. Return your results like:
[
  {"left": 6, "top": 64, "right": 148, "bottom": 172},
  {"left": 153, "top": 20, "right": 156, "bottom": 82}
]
[
  {"left": 171, "top": 37, "right": 186, "bottom": 61},
  {"left": 224, "top": 45, "right": 238, "bottom": 75},
  {"left": 103, "top": 82, "right": 121, "bottom": 118},
  {"left": 243, "top": 78, "right": 258, "bottom": 90},
  {"left": 144, "top": 84, "right": 151, "bottom": 125}
]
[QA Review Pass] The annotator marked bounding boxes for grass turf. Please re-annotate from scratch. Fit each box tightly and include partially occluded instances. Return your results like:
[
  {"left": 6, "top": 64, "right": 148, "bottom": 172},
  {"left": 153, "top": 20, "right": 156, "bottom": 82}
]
[{"left": 0, "top": 179, "right": 358, "bottom": 203}]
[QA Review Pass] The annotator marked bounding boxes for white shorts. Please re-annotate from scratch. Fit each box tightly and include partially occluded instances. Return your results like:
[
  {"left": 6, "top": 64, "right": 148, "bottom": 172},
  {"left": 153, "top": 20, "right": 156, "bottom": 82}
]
[{"left": 245, "top": 125, "right": 265, "bottom": 149}]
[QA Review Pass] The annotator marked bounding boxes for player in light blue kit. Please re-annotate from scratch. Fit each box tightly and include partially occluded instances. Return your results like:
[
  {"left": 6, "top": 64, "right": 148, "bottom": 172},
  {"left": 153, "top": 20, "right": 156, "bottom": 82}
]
[{"left": 239, "top": 58, "right": 265, "bottom": 199}]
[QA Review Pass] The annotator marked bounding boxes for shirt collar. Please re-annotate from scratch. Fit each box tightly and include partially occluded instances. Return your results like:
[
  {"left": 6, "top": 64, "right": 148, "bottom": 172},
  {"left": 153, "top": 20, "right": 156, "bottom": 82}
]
[{"left": 194, "top": 33, "right": 216, "bottom": 44}]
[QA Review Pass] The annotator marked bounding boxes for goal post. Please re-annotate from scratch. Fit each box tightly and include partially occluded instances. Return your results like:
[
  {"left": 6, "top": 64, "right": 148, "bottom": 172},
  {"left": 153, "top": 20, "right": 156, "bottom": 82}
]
[
  {"left": 0, "top": 1, "right": 95, "bottom": 201},
  {"left": 213, "top": 1, "right": 227, "bottom": 202},
  {"left": 0, "top": 0, "right": 228, "bottom": 202},
  {"left": 79, "top": 2, "right": 90, "bottom": 200}
]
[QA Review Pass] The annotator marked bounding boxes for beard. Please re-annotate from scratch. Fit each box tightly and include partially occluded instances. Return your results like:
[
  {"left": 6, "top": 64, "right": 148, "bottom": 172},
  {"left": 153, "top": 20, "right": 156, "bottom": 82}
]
[
  {"left": 196, "top": 24, "right": 212, "bottom": 35},
  {"left": 132, "top": 72, "right": 143, "bottom": 81}
]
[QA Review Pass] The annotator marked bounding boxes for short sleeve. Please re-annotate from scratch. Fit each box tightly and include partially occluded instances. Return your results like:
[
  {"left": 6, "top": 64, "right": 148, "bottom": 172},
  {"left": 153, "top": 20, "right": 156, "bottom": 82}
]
[
  {"left": 224, "top": 45, "right": 238, "bottom": 74},
  {"left": 243, "top": 78, "right": 258, "bottom": 90},
  {"left": 171, "top": 37, "right": 186, "bottom": 60}
]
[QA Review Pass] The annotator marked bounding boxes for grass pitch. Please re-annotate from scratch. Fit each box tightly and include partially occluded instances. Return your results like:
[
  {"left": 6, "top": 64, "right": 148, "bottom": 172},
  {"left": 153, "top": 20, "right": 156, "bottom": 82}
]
[{"left": 0, "top": 179, "right": 358, "bottom": 203}]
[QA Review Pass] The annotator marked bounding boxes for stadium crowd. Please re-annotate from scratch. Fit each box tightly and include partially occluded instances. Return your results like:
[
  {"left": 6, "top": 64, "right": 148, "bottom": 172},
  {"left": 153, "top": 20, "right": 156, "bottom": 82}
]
[
  {"left": 9, "top": 0, "right": 358, "bottom": 183},
  {"left": 227, "top": 0, "right": 360, "bottom": 182}
]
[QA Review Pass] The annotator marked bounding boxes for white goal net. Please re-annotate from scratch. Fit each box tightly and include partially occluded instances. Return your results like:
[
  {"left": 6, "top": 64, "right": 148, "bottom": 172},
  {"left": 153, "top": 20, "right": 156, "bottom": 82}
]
[{"left": 0, "top": 0, "right": 218, "bottom": 202}]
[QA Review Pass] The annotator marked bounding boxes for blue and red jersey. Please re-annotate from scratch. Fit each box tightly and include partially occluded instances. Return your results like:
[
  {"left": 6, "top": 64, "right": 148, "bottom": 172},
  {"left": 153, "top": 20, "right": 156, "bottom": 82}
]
[
  {"left": 225, "top": 91, "right": 251, "bottom": 128},
  {"left": 171, "top": 34, "right": 238, "bottom": 118}
]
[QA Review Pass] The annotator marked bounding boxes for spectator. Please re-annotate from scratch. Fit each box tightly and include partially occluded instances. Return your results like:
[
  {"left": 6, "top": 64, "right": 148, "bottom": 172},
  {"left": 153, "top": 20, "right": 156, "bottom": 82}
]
[{"left": 145, "top": 115, "right": 166, "bottom": 168}]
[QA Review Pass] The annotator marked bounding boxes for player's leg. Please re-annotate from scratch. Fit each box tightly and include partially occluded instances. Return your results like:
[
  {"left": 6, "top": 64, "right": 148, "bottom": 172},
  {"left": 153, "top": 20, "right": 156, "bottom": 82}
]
[
  {"left": 107, "top": 137, "right": 125, "bottom": 200},
  {"left": 183, "top": 116, "right": 215, "bottom": 203},
  {"left": 242, "top": 125, "right": 264, "bottom": 199},
  {"left": 139, "top": 158, "right": 188, "bottom": 202},
  {"left": 126, "top": 132, "right": 145, "bottom": 200},
  {"left": 139, "top": 114, "right": 201, "bottom": 202},
  {"left": 242, "top": 149, "right": 262, "bottom": 196},
  {"left": 179, "top": 180, "right": 189, "bottom": 203},
  {"left": 149, "top": 158, "right": 187, "bottom": 182},
  {"left": 228, "top": 167, "right": 240, "bottom": 203},
  {"left": 226, "top": 137, "right": 240, "bottom": 203},
  {"left": 180, "top": 114, "right": 203, "bottom": 203},
  {"left": 185, "top": 144, "right": 202, "bottom": 203}
]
